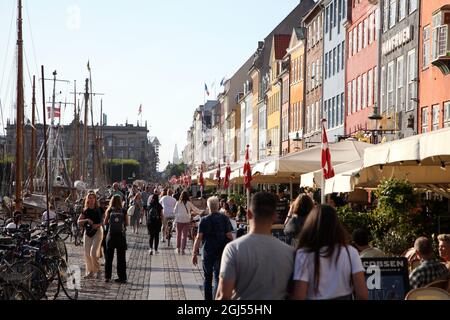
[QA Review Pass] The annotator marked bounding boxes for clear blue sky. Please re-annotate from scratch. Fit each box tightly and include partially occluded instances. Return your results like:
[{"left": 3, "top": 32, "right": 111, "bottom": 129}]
[{"left": 0, "top": 0, "right": 300, "bottom": 171}]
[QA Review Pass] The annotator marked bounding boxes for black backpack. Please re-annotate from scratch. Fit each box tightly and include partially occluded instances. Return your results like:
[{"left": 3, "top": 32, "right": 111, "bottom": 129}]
[
  {"left": 147, "top": 205, "right": 161, "bottom": 225},
  {"left": 109, "top": 210, "right": 125, "bottom": 235}
]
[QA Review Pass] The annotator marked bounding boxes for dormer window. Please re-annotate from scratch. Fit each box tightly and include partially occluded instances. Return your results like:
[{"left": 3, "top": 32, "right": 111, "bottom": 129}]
[{"left": 432, "top": 7, "right": 450, "bottom": 74}]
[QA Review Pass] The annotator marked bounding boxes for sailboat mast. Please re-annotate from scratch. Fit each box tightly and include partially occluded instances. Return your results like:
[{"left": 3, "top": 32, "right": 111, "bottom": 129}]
[
  {"left": 82, "top": 78, "right": 89, "bottom": 182},
  {"left": 15, "top": 0, "right": 24, "bottom": 211},
  {"left": 73, "top": 81, "right": 80, "bottom": 181},
  {"left": 29, "top": 75, "right": 36, "bottom": 194}
]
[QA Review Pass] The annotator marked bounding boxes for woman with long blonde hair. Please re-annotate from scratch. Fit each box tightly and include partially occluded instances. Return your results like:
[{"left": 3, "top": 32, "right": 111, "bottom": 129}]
[
  {"left": 103, "top": 195, "right": 128, "bottom": 283},
  {"left": 78, "top": 191, "right": 104, "bottom": 279}
]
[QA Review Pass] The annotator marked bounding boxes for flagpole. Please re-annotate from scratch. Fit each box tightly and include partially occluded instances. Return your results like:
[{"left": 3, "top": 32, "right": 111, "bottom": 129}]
[{"left": 321, "top": 118, "right": 325, "bottom": 205}]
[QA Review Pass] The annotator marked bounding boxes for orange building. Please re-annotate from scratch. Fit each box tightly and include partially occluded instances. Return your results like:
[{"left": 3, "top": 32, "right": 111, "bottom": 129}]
[{"left": 419, "top": 2, "right": 450, "bottom": 133}]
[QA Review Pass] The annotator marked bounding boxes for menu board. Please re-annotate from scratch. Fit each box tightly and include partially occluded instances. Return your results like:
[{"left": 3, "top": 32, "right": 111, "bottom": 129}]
[{"left": 361, "top": 257, "right": 410, "bottom": 300}]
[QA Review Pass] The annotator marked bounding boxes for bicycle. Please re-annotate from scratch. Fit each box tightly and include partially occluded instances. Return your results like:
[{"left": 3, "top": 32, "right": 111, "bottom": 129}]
[{"left": 165, "top": 218, "right": 175, "bottom": 247}]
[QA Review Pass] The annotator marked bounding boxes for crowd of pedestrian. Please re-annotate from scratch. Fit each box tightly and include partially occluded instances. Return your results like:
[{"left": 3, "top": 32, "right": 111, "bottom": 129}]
[{"left": 42, "top": 180, "right": 449, "bottom": 299}]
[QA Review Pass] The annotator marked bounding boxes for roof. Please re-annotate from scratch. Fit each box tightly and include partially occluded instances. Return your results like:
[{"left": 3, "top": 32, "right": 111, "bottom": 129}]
[
  {"left": 252, "top": 0, "right": 315, "bottom": 77},
  {"left": 273, "top": 34, "right": 291, "bottom": 60}
]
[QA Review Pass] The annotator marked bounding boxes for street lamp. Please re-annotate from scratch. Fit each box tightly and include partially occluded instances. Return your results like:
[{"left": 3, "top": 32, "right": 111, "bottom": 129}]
[{"left": 369, "top": 103, "right": 383, "bottom": 144}]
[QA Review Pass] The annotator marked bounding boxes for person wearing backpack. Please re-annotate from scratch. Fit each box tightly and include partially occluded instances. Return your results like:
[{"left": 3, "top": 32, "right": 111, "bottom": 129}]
[
  {"left": 174, "top": 191, "right": 203, "bottom": 255},
  {"left": 147, "top": 192, "right": 164, "bottom": 255},
  {"left": 103, "top": 195, "right": 128, "bottom": 284},
  {"left": 192, "top": 197, "right": 233, "bottom": 301}
]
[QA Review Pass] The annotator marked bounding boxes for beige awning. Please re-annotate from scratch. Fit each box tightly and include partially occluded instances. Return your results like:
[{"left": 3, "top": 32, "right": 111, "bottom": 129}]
[
  {"left": 265, "top": 140, "right": 371, "bottom": 177},
  {"left": 364, "top": 127, "right": 450, "bottom": 167},
  {"left": 301, "top": 159, "right": 364, "bottom": 189}
]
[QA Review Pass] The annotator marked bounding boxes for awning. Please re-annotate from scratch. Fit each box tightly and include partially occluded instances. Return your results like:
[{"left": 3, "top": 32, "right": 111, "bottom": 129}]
[
  {"left": 301, "top": 159, "right": 364, "bottom": 189},
  {"left": 265, "top": 140, "right": 371, "bottom": 177},
  {"left": 363, "top": 127, "right": 450, "bottom": 167}
]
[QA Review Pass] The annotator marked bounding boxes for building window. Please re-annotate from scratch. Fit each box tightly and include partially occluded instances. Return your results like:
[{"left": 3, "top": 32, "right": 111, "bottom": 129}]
[
  {"left": 422, "top": 107, "right": 428, "bottom": 133},
  {"left": 362, "top": 72, "right": 367, "bottom": 109},
  {"left": 399, "top": 0, "right": 406, "bottom": 21},
  {"left": 375, "top": 8, "right": 380, "bottom": 39},
  {"left": 300, "top": 55, "right": 304, "bottom": 81},
  {"left": 407, "top": 49, "right": 417, "bottom": 111},
  {"left": 326, "top": 5, "right": 330, "bottom": 34},
  {"left": 349, "top": 29, "right": 353, "bottom": 56},
  {"left": 396, "top": 56, "right": 404, "bottom": 112},
  {"left": 325, "top": 53, "right": 328, "bottom": 79},
  {"left": 282, "top": 114, "right": 288, "bottom": 141},
  {"left": 369, "top": 14, "right": 374, "bottom": 44},
  {"left": 368, "top": 69, "right": 373, "bottom": 106},
  {"left": 432, "top": 104, "right": 440, "bottom": 131},
  {"left": 432, "top": 11, "right": 449, "bottom": 61},
  {"left": 363, "top": 19, "right": 368, "bottom": 49},
  {"left": 358, "top": 23, "right": 362, "bottom": 52},
  {"left": 340, "top": 93, "right": 345, "bottom": 125},
  {"left": 337, "top": 45, "right": 341, "bottom": 72},
  {"left": 383, "top": 0, "right": 389, "bottom": 33},
  {"left": 409, "top": 0, "right": 417, "bottom": 14},
  {"left": 353, "top": 26, "right": 358, "bottom": 54},
  {"left": 341, "top": 41, "right": 345, "bottom": 69},
  {"left": 336, "top": 94, "right": 340, "bottom": 126},
  {"left": 444, "top": 102, "right": 450, "bottom": 127},
  {"left": 374, "top": 66, "right": 378, "bottom": 105},
  {"left": 334, "top": 48, "right": 337, "bottom": 75},
  {"left": 338, "top": 0, "right": 342, "bottom": 34},
  {"left": 381, "top": 66, "right": 386, "bottom": 114},
  {"left": 317, "top": 100, "right": 321, "bottom": 131},
  {"left": 317, "top": 14, "right": 322, "bottom": 42},
  {"left": 357, "top": 76, "right": 361, "bottom": 111},
  {"left": 387, "top": 61, "right": 395, "bottom": 111},
  {"left": 347, "top": 82, "right": 352, "bottom": 115},
  {"left": 423, "top": 26, "right": 431, "bottom": 69},
  {"left": 389, "top": 0, "right": 397, "bottom": 29},
  {"left": 352, "top": 79, "right": 357, "bottom": 114}
]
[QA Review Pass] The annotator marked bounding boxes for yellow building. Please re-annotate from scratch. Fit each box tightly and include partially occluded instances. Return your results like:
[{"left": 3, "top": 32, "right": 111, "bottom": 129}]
[
  {"left": 287, "top": 27, "right": 306, "bottom": 153},
  {"left": 266, "top": 34, "right": 290, "bottom": 157}
]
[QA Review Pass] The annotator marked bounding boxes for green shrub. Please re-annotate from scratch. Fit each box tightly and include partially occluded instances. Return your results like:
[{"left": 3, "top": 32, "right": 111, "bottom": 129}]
[{"left": 336, "top": 205, "right": 372, "bottom": 233}]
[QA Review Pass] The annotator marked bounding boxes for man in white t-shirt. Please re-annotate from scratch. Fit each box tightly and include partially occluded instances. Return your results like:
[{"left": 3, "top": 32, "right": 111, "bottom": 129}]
[
  {"left": 216, "top": 192, "right": 295, "bottom": 300},
  {"left": 42, "top": 204, "right": 57, "bottom": 223},
  {"left": 160, "top": 188, "right": 177, "bottom": 243}
]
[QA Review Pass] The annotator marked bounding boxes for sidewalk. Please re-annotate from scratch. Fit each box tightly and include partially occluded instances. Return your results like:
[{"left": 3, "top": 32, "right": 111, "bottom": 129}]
[{"left": 58, "top": 225, "right": 205, "bottom": 300}]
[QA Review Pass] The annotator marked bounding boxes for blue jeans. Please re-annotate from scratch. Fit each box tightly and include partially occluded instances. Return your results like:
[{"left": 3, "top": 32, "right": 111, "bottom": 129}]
[{"left": 202, "top": 254, "right": 221, "bottom": 301}]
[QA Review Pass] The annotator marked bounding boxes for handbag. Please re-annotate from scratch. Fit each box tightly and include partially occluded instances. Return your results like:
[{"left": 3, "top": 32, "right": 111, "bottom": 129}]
[{"left": 85, "top": 223, "right": 98, "bottom": 237}]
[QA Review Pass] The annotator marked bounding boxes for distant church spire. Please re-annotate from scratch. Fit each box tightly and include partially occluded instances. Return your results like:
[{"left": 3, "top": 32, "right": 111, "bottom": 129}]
[{"left": 173, "top": 144, "right": 180, "bottom": 165}]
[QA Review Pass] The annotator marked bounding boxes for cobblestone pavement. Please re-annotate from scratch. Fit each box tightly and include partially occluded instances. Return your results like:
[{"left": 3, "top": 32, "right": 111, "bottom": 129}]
[{"left": 55, "top": 224, "right": 205, "bottom": 300}]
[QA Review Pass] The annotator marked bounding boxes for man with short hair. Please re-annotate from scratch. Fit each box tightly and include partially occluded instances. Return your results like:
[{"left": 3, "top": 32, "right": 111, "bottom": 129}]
[
  {"left": 352, "top": 228, "right": 386, "bottom": 258},
  {"left": 192, "top": 197, "right": 233, "bottom": 301},
  {"left": 160, "top": 189, "right": 177, "bottom": 243},
  {"left": 216, "top": 192, "right": 295, "bottom": 300},
  {"left": 111, "top": 182, "right": 125, "bottom": 203},
  {"left": 409, "top": 237, "right": 449, "bottom": 289},
  {"left": 437, "top": 234, "right": 450, "bottom": 271}
]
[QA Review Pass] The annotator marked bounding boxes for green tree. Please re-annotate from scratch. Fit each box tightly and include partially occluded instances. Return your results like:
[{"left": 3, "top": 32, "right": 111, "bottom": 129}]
[{"left": 163, "top": 162, "right": 187, "bottom": 179}]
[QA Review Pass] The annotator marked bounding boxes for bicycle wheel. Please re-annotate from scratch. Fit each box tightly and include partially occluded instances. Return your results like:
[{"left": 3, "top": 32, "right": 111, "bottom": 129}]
[
  {"left": 10, "top": 260, "right": 48, "bottom": 300},
  {"left": 57, "top": 225, "right": 71, "bottom": 242},
  {"left": 55, "top": 235, "right": 68, "bottom": 263},
  {"left": 57, "top": 259, "right": 78, "bottom": 300},
  {"left": 0, "top": 283, "right": 35, "bottom": 300}
]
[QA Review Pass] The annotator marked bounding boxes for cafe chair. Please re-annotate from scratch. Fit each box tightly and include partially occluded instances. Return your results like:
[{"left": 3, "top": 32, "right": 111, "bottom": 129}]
[{"left": 405, "top": 287, "right": 450, "bottom": 300}]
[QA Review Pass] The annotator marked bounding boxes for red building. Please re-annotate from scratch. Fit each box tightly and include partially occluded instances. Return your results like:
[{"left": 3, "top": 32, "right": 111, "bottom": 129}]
[
  {"left": 345, "top": 0, "right": 379, "bottom": 136},
  {"left": 419, "top": 1, "right": 450, "bottom": 133}
]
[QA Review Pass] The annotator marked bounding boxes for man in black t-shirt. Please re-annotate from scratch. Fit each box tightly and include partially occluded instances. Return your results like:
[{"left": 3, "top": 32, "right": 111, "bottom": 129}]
[{"left": 192, "top": 197, "right": 233, "bottom": 301}]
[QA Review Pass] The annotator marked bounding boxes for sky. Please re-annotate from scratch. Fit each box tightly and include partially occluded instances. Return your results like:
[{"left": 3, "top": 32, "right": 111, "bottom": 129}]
[{"left": 0, "top": 0, "right": 300, "bottom": 171}]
